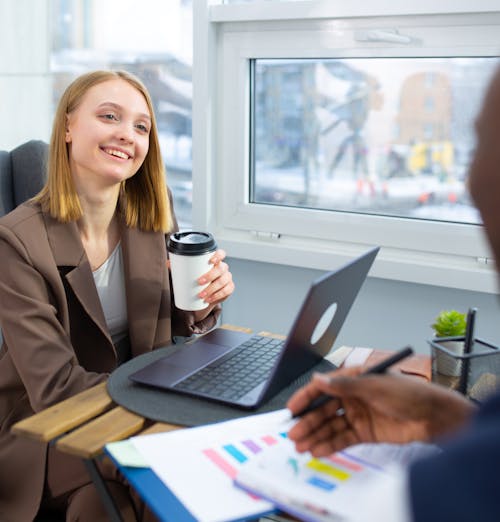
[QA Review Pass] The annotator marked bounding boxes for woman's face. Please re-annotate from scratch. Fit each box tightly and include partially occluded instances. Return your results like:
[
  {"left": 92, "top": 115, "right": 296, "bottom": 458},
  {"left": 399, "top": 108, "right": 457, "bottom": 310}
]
[{"left": 65, "top": 78, "right": 151, "bottom": 190}]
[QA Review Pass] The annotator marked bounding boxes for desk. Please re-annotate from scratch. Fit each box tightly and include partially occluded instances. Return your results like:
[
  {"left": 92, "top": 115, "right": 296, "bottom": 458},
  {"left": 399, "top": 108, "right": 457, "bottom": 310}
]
[{"left": 11, "top": 327, "right": 430, "bottom": 521}]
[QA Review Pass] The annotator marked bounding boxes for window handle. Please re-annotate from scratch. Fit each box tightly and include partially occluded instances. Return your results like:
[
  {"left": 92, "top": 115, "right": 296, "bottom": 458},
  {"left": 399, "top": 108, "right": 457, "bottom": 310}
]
[{"left": 354, "top": 29, "right": 416, "bottom": 45}]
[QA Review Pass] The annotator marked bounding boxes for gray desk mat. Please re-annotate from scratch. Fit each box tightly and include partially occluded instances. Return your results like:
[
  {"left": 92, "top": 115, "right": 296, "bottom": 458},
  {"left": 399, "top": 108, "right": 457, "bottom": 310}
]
[{"left": 107, "top": 343, "right": 336, "bottom": 426}]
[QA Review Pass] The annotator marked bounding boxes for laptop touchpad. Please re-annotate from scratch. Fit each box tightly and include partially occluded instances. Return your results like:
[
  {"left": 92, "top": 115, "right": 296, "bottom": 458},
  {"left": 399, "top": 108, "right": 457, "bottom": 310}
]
[
  {"left": 164, "top": 341, "right": 232, "bottom": 370},
  {"left": 131, "top": 341, "right": 233, "bottom": 388}
]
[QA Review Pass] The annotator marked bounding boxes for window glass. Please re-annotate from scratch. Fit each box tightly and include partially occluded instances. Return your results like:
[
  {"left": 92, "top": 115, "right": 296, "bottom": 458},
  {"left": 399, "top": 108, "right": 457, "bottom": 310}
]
[
  {"left": 252, "top": 57, "right": 498, "bottom": 224},
  {"left": 50, "top": 0, "right": 193, "bottom": 228}
]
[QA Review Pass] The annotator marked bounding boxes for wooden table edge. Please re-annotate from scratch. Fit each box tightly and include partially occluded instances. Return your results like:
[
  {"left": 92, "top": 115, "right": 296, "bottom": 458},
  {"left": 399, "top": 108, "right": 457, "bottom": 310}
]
[{"left": 11, "top": 382, "right": 113, "bottom": 442}]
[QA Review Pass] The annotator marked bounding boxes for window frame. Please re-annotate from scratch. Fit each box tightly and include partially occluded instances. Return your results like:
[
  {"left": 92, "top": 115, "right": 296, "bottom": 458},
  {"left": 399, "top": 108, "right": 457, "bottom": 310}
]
[{"left": 193, "top": 1, "right": 500, "bottom": 293}]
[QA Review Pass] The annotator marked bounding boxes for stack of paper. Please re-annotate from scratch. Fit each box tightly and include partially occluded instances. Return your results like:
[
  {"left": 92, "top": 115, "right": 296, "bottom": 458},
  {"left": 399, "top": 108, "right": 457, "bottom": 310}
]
[
  {"left": 107, "top": 409, "right": 439, "bottom": 522},
  {"left": 234, "top": 436, "right": 438, "bottom": 522},
  {"left": 128, "top": 410, "right": 291, "bottom": 522}
]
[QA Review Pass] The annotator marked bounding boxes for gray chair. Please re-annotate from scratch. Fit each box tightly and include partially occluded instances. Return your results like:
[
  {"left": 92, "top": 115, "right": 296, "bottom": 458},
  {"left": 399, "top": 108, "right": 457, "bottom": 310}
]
[
  {"left": 0, "top": 140, "right": 48, "bottom": 349},
  {"left": 0, "top": 139, "right": 48, "bottom": 217}
]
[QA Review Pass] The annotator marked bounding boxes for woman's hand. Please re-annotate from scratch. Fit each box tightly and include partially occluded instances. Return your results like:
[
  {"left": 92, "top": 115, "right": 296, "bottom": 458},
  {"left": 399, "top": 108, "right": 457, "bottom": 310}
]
[
  {"left": 197, "top": 249, "right": 234, "bottom": 306},
  {"left": 166, "top": 248, "right": 234, "bottom": 323},
  {"left": 186, "top": 249, "right": 233, "bottom": 323},
  {"left": 286, "top": 368, "right": 476, "bottom": 458}
]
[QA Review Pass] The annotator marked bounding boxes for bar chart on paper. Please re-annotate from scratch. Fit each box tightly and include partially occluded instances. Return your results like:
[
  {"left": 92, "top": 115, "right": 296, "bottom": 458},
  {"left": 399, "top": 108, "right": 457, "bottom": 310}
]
[
  {"left": 130, "top": 409, "right": 435, "bottom": 522},
  {"left": 205, "top": 430, "right": 373, "bottom": 497},
  {"left": 234, "top": 436, "right": 396, "bottom": 522},
  {"left": 130, "top": 410, "right": 291, "bottom": 522},
  {"left": 200, "top": 431, "right": 288, "bottom": 501}
]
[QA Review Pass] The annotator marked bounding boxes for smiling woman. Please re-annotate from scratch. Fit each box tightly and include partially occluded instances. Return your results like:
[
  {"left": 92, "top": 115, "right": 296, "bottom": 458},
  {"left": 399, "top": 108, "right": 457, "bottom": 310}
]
[
  {"left": 0, "top": 69, "right": 234, "bottom": 521},
  {"left": 35, "top": 71, "right": 170, "bottom": 231},
  {"left": 64, "top": 80, "right": 154, "bottom": 228}
]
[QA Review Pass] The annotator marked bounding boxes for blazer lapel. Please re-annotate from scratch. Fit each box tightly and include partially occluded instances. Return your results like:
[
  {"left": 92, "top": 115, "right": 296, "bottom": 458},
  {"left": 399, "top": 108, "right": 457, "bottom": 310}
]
[
  {"left": 120, "top": 221, "right": 165, "bottom": 356},
  {"left": 43, "top": 213, "right": 110, "bottom": 342},
  {"left": 43, "top": 211, "right": 165, "bottom": 357}
]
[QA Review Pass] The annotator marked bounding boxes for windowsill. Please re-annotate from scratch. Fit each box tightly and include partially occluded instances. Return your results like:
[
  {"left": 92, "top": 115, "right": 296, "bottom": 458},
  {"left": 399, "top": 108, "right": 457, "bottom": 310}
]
[{"left": 215, "top": 228, "right": 498, "bottom": 294}]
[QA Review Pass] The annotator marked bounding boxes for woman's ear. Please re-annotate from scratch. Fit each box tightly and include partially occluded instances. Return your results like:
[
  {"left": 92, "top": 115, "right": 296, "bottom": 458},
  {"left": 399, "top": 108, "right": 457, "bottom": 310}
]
[{"left": 65, "top": 114, "right": 71, "bottom": 143}]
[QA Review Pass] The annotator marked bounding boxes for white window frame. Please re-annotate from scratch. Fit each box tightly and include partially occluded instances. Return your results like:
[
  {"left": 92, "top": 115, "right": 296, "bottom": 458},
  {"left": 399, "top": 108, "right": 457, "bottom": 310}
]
[{"left": 193, "top": 0, "right": 500, "bottom": 293}]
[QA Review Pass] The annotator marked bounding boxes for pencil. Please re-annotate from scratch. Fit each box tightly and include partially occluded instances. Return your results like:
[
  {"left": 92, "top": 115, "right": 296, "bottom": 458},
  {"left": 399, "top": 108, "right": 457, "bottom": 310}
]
[{"left": 291, "top": 345, "right": 414, "bottom": 419}]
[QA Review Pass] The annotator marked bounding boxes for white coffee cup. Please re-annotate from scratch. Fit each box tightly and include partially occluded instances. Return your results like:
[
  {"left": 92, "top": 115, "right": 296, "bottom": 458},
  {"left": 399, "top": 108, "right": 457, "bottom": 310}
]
[{"left": 167, "top": 231, "right": 217, "bottom": 311}]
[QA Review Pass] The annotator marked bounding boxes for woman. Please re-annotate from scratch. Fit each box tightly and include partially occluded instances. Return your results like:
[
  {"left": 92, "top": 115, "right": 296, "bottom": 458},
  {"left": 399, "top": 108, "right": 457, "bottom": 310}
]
[{"left": 0, "top": 70, "right": 234, "bottom": 521}]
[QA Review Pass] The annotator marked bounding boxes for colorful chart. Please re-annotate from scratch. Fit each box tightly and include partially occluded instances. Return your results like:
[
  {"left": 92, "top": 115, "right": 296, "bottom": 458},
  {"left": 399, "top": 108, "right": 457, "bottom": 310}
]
[
  {"left": 202, "top": 431, "right": 288, "bottom": 477},
  {"left": 201, "top": 431, "right": 289, "bottom": 500},
  {"left": 202, "top": 429, "right": 371, "bottom": 497}
]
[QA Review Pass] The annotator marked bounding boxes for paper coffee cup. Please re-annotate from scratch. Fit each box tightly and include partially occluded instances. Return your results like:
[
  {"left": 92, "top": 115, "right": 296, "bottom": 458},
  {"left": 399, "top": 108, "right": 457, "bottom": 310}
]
[{"left": 167, "top": 231, "right": 217, "bottom": 311}]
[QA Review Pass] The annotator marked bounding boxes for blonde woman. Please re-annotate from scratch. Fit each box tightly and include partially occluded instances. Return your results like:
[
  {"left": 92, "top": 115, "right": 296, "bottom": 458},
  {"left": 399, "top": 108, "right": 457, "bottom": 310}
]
[{"left": 0, "top": 70, "right": 234, "bottom": 521}]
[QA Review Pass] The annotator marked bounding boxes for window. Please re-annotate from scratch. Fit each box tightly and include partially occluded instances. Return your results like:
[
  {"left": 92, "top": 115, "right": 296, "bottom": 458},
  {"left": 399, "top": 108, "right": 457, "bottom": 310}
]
[
  {"left": 50, "top": 0, "right": 194, "bottom": 228},
  {"left": 251, "top": 56, "right": 495, "bottom": 224},
  {"left": 194, "top": 1, "right": 500, "bottom": 293}
]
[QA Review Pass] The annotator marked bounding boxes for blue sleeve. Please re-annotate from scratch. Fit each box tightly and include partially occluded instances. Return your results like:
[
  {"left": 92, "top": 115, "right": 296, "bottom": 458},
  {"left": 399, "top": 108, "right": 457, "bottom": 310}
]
[{"left": 409, "top": 393, "right": 500, "bottom": 521}]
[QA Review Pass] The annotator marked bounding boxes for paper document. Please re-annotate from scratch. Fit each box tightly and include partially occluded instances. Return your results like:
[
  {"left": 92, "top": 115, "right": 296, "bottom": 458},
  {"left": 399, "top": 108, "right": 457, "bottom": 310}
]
[
  {"left": 106, "top": 439, "right": 149, "bottom": 468},
  {"left": 325, "top": 346, "right": 353, "bottom": 367},
  {"left": 235, "top": 437, "right": 439, "bottom": 522},
  {"left": 343, "top": 347, "right": 373, "bottom": 367},
  {"left": 342, "top": 441, "right": 440, "bottom": 469},
  {"left": 130, "top": 409, "right": 292, "bottom": 522},
  {"left": 129, "top": 407, "right": 439, "bottom": 522}
]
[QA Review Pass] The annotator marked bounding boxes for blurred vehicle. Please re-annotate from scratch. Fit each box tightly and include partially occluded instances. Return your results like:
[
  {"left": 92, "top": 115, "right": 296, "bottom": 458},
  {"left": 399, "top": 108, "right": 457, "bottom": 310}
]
[{"left": 407, "top": 141, "right": 454, "bottom": 177}]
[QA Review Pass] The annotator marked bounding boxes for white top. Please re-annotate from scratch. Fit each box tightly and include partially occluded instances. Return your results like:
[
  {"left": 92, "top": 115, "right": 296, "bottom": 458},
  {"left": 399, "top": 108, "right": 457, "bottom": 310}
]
[{"left": 93, "top": 242, "right": 128, "bottom": 344}]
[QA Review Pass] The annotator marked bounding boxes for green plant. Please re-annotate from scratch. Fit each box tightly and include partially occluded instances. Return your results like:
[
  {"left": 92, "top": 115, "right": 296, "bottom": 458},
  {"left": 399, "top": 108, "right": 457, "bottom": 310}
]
[{"left": 431, "top": 310, "right": 467, "bottom": 337}]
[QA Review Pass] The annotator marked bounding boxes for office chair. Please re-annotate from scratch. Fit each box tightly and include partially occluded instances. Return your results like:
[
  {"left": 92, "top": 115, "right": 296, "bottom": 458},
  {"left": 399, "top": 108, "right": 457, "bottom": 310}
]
[
  {"left": 0, "top": 139, "right": 48, "bottom": 217},
  {"left": 0, "top": 139, "right": 48, "bottom": 349}
]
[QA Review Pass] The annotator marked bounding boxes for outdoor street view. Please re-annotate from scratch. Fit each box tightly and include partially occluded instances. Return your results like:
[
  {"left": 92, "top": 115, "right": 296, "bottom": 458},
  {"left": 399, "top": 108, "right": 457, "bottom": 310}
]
[{"left": 253, "top": 57, "right": 498, "bottom": 224}]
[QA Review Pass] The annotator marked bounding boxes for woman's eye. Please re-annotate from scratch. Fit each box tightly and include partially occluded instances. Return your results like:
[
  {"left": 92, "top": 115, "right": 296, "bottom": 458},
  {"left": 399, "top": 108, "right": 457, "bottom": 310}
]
[
  {"left": 135, "top": 123, "right": 149, "bottom": 133},
  {"left": 101, "top": 113, "right": 118, "bottom": 121}
]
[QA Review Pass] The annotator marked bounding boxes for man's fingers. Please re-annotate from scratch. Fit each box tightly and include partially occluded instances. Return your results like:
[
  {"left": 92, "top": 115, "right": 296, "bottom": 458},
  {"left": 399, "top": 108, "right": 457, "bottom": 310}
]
[{"left": 309, "top": 429, "right": 361, "bottom": 458}]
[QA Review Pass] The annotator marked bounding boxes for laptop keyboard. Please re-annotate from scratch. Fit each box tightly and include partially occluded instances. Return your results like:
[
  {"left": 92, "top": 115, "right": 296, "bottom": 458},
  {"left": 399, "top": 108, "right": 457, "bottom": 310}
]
[{"left": 173, "top": 335, "right": 285, "bottom": 401}]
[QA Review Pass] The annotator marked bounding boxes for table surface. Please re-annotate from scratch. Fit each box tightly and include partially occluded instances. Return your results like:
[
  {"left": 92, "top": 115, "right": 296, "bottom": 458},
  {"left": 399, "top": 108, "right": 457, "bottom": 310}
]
[{"left": 11, "top": 325, "right": 431, "bottom": 460}]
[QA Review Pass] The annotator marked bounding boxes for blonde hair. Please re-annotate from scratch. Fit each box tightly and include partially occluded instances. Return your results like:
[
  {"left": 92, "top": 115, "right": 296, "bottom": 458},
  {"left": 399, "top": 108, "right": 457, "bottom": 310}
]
[{"left": 34, "top": 70, "right": 172, "bottom": 232}]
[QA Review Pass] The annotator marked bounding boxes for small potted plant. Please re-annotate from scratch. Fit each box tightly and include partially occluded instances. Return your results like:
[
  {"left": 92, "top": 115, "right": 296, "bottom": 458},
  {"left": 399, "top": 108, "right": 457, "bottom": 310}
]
[
  {"left": 431, "top": 310, "right": 466, "bottom": 338},
  {"left": 431, "top": 310, "right": 466, "bottom": 376}
]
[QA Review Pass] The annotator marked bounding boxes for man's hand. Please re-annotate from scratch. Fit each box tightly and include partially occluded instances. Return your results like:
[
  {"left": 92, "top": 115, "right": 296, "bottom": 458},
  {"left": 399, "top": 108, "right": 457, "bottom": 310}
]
[{"left": 287, "top": 368, "right": 476, "bottom": 457}]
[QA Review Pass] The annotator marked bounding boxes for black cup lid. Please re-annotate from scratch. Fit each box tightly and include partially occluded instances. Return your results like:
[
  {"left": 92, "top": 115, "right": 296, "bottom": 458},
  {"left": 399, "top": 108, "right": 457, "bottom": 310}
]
[{"left": 167, "top": 231, "right": 217, "bottom": 255}]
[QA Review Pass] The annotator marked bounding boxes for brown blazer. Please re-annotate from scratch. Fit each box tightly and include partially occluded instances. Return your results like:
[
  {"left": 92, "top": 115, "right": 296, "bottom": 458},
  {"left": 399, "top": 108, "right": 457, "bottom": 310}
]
[{"left": 0, "top": 201, "right": 220, "bottom": 521}]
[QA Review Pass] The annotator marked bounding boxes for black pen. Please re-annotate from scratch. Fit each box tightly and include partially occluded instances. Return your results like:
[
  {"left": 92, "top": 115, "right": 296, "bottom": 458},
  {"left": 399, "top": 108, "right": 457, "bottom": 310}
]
[
  {"left": 463, "top": 307, "right": 477, "bottom": 356},
  {"left": 459, "top": 307, "right": 477, "bottom": 395},
  {"left": 292, "top": 346, "right": 414, "bottom": 419}
]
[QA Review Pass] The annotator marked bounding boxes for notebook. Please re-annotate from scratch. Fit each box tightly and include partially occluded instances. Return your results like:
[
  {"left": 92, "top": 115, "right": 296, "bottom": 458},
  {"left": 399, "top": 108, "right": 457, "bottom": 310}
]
[
  {"left": 129, "top": 246, "right": 379, "bottom": 409},
  {"left": 234, "top": 425, "right": 435, "bottom": 522}
]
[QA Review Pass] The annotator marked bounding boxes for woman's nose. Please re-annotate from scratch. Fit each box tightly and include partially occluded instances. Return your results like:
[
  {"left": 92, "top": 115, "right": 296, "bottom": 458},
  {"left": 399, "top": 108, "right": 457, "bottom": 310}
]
[{"left": 117, "top": 122, "right": 134, "bottom": 143}]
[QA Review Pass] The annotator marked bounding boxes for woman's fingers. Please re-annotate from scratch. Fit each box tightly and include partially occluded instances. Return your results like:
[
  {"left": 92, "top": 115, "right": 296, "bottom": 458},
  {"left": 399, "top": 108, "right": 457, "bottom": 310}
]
[{"left": 198, "top": 259, "right": 234, "bottom": 304}]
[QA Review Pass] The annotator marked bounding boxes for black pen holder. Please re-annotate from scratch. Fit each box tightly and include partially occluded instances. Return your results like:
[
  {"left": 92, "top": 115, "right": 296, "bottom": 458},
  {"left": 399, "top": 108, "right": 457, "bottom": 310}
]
[{"left": 428, "top": 336, "right": 500, "bottom": 402}]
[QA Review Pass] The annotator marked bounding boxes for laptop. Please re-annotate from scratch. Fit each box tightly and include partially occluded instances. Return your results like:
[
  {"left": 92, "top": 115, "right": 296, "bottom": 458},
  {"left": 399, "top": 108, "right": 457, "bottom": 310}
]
[{"left": 129, "top": 246, "right": 379, "bottom": 409}]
